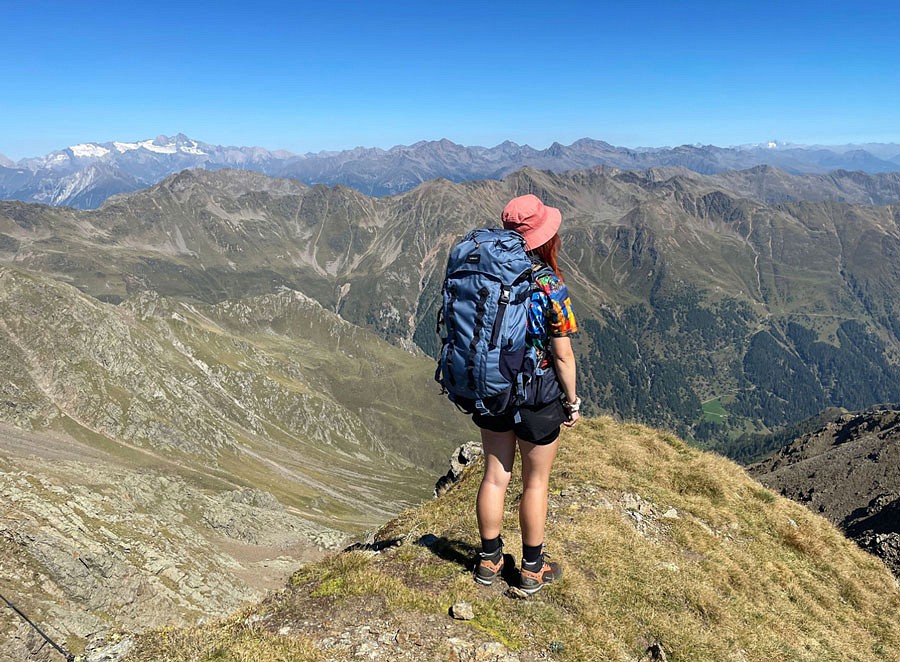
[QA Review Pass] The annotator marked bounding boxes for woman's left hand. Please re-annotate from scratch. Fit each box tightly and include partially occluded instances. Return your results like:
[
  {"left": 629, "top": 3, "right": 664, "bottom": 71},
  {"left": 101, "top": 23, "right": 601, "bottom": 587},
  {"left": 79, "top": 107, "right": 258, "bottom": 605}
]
[{"left": 563, "top": 411, "right": 580, "bottom": 428}]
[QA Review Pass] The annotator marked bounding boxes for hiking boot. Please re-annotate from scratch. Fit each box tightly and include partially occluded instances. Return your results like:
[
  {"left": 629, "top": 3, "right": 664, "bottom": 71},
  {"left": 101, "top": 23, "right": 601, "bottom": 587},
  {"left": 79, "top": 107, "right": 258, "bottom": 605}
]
[
  {"left": 474, "top": 548, "right": 505, "bottom": 586},
  {"left": 518, "top": 553, "right": 562, "bottom": 594}
]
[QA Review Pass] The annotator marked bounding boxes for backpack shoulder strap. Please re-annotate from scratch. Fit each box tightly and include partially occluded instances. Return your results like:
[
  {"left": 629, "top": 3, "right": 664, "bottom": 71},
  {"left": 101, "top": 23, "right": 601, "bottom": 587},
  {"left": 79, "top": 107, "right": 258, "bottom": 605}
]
[{"left": 529, "top": 260, "right": 556, "bottom": 287}]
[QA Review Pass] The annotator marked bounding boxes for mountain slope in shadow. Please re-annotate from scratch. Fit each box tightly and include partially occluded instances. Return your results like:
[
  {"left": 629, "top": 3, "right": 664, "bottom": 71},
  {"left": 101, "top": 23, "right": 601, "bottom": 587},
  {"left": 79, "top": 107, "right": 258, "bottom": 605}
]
[{"left": 749, "top": 407, "right": 900, "bottom": 577}]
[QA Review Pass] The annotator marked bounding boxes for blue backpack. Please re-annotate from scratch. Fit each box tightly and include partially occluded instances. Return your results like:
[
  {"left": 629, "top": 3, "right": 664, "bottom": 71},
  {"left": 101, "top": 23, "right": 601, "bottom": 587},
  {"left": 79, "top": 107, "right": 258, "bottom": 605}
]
[{"left": 434, "top": 228, "right": 551, "bottom": 416}]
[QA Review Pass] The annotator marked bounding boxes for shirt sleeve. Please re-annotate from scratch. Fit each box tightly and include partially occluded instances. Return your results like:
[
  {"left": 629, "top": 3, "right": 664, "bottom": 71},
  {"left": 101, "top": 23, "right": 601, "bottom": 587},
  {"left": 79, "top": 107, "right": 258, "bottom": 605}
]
[{"left": 535, "top": 273, "right": 578, "bottom": 337}]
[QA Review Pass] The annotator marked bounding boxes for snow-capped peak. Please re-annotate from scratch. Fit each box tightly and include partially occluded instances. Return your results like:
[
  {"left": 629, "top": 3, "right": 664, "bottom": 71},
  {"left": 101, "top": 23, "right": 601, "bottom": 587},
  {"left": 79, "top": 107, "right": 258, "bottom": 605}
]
[
  {"left": 178, "top": 139, "right": 205, "bottom": 156},
  {"left": 113, "top": 141, "right": 141, "bottom": 153},
  {"left": 112, "top": 136, "right": 206, "bottom": 156},
  {"left": 139, "top": 139, "right": 177, "bottom": 154},
  {"left": 69, "top": 143, "right": 111, "bottom": 158}
]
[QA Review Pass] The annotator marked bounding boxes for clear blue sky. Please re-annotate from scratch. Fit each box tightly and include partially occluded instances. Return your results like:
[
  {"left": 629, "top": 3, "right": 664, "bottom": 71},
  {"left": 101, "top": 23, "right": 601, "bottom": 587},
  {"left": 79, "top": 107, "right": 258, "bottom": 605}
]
[{"left": 2, "top": 0, "right": 899, "bottom": 159}]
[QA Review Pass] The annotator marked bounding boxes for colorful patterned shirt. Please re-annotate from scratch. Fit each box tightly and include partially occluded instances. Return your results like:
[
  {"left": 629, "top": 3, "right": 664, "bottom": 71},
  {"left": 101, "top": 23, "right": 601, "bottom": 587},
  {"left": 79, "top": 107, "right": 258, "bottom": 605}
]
[{"left": 526, "top": 264, "right": 578, "bottom": 368}]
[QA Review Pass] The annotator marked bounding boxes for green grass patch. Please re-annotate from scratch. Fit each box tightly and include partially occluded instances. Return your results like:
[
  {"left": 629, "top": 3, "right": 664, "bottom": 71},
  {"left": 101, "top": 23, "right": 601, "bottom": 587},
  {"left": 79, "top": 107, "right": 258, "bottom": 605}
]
[
  {"left": 701, "top": 397, "right": 729, "bottom": 423},
  {"left": 750, "top": 486, "right": 777, "bottom": 503},
  {"left": 468, "top": 600, "right": 524, "bottom": 650}
]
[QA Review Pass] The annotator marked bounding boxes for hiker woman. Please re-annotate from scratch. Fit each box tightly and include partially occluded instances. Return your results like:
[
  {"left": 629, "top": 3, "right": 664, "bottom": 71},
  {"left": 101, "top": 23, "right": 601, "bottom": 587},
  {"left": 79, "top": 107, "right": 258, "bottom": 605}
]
[{"left": 474, "top": 194, "right": 580, "bottom": 594}]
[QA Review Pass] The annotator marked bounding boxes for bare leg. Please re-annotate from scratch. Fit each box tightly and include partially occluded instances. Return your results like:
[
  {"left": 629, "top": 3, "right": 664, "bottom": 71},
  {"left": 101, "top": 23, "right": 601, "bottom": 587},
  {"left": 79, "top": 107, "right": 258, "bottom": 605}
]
[
  {"left": 518, "top": 437, "right": 559, "bottom": 547},
  {"left": 476, "top": 428, "right": 517, "bottom": 540}
]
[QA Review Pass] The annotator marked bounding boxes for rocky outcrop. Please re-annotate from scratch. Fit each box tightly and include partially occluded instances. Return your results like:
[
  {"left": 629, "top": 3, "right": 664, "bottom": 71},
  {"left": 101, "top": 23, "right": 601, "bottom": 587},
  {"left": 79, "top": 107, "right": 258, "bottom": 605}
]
[
  {"left": 846, "top": 495, "right": 900, "bottom": 576},
  {"left": 0, "top": 447, "right": 342, "bottom": 660},
  {"left": 434, "top": 441, "right": 482, "bottom": 497}
]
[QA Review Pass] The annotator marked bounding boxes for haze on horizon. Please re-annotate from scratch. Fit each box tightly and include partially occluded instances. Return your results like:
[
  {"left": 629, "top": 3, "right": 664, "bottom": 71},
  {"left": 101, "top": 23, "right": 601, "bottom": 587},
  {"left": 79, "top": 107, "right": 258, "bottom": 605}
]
[{"left": 3, "top": 0, "right": 899, "bottom": 160}]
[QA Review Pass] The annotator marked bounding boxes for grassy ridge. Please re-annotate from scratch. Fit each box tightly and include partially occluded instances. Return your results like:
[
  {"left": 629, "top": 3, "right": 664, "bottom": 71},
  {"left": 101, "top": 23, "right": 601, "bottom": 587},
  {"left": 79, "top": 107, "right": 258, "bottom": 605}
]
[{"left": 128, "top": 417, "right": 900, "bottom": 661}]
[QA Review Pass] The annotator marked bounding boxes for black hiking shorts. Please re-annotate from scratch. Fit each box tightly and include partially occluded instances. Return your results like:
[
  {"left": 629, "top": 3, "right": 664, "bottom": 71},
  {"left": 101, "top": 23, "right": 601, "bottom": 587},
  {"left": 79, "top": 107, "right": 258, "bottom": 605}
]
[{"left": 472, "top": 397, "right": 568, "bottom": 445}]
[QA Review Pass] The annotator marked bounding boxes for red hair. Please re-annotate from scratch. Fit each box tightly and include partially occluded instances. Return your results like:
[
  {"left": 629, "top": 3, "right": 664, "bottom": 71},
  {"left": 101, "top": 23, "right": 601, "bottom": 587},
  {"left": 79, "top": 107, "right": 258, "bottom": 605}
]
[{"left": 530, "top": 233, "right": 563, "bottom": 280}]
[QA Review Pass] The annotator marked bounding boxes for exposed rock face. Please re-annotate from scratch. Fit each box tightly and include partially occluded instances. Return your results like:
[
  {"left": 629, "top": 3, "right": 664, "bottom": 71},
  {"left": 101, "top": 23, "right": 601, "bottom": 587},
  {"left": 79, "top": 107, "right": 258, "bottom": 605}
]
[
  {"left": 749, "top": 408, "right": 900, "bottom": 576},
  {"left": 0, "top": 442, "right": 341, "bottom": 660},
  {"left": 84, "top": 635, "right": 135, "bottom": 662},
  {"left": 846, "top": 497, "right": 900, "bottom": 576}
]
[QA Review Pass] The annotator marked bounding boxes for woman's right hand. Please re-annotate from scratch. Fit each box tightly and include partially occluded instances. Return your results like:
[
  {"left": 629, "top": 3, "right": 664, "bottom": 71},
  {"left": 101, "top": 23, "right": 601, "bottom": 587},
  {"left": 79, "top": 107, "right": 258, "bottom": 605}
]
[{"left": 563, "top": 410, "right": 580, "bottom": 428}]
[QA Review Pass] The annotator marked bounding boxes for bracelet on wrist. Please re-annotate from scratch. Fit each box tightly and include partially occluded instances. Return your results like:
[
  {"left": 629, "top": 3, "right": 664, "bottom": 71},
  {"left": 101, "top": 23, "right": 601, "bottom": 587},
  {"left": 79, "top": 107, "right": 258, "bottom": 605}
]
[{"left": 562, "top": 395, "right": 581, "bottom": 413}]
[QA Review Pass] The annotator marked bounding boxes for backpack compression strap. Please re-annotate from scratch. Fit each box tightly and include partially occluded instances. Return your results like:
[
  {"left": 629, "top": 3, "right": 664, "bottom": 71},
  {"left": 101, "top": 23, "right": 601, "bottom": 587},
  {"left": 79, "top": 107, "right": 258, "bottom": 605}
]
[{"left": 466, "top": 287, "right": 490, "bottom": 392}]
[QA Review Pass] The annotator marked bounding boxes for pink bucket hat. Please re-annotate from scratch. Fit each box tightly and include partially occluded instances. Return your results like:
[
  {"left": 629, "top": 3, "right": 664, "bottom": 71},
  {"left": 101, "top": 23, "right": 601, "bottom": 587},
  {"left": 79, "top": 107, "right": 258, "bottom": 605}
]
[{"left": 501, "top": 194, "right": 562, "bottom": 250}]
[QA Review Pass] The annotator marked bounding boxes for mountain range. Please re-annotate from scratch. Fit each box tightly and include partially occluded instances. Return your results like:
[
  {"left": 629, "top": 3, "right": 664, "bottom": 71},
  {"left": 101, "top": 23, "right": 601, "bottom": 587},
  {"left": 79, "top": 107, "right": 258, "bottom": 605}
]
[
  {"left": 2, "top": 134, "right": 899, "bottom": 209},
  {"left": 4, "top": 165, "right": 900, "bottom": 443}
]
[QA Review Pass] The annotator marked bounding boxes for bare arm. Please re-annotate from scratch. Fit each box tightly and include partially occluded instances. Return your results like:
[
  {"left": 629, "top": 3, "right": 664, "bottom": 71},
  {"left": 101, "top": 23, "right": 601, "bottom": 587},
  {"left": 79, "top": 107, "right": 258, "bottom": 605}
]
[{"left": 550, "top": 336, "right": 580, "bottom": 426}]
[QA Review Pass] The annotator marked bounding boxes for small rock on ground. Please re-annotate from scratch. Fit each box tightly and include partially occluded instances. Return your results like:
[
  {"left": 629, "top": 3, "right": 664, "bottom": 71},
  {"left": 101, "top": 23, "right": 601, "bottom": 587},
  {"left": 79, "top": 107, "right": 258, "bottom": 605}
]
[{"left": 451, "top": 601, "right": 475, "bottom": 620}]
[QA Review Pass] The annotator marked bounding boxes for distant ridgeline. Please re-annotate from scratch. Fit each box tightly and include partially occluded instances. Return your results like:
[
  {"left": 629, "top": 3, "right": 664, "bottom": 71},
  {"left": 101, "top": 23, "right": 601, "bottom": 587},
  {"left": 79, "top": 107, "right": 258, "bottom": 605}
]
[
  {"left": 2, "top": 164, "right": 900, "bottom": 456},
  {"left": 3, "top": 134, "right": 900, "bottom": 208}
]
